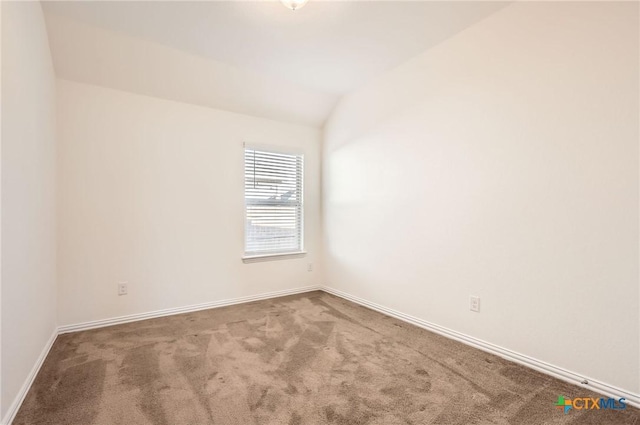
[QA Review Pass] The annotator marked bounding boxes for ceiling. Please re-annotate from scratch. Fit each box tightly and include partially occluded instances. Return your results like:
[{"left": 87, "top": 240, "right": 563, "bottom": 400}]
[{"left": 42, "top": 1, "right": 509, "bottom": 127}]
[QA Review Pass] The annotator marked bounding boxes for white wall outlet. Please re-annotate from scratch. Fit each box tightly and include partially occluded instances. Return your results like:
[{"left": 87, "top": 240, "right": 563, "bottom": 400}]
[
  {"left": 307, "top": 263, "right": 313, "bottom": 272},
  {"left": 470, "top": 296, "right": 480, "bottom": 312},
  {"left": 118, "top": 282, "right": 128, "bottom": 296}
]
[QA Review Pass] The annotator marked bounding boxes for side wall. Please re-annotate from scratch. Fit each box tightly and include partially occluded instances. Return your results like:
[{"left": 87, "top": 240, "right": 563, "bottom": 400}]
[
  {"left": 323, "top": 2, "right": 639, "bottom": 395},
  {"left": 1, "top": 2, "right": 58, "bottom": 420},
  {"left": 56, "top": 80, "right": 322, "bottom": 327}
]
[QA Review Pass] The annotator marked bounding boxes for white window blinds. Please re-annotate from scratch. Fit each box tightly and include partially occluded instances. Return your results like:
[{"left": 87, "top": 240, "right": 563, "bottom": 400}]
[{"left": 244, "top": 147, "right": 304, "bottom": 255}]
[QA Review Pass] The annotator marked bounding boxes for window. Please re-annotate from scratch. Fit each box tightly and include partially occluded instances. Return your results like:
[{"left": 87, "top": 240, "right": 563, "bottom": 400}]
[{"left": 244, "top": 147, "right": 304, "bottom": 257}]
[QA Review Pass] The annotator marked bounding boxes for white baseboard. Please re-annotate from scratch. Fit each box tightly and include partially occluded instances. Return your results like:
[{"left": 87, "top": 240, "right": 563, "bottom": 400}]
[
  {"left": 320, "top": 285, "right": 640, "bottom": 409},
  {"left": 5, "top": 285, "right": 321, "bottom": 425},
  {"left": 2, "top": 327, "right": 58, "bottom": 425},
  {"left": 5, "top": 284, "right": 637, "bottom": 425},
  {"left": 58, "top": 285, "right": 321, "bottom": 334}
]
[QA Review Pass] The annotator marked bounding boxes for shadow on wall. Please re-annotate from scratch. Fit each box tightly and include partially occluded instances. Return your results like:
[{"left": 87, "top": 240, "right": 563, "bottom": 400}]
[{"left": 322, "top": 1, "right": 640, "bottom": 396}]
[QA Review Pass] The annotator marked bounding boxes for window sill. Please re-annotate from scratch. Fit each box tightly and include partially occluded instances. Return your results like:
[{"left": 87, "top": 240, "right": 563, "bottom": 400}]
[{"left": 242, "top": 251, "right": 307, "bottom": 263}]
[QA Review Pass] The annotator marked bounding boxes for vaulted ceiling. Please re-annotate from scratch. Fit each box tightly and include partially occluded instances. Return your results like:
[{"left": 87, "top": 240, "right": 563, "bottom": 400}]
[{"left": 42, "top": 1, "right": 509, "bottom": 127}]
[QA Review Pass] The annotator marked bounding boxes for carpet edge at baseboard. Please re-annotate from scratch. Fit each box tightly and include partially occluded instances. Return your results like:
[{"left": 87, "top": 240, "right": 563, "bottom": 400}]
[
  {"left": 5, "top": 283, "right": 637, "bottom": 425},
  {"left": 58, "top": 285, "right": 323, "bottom": 334},
  {"left": 320, "top": 285, "right": 640, "bottom": 409},
  {"left": 2, "top": 328, "right": 58, "bottom": 425},
  {"left": 5, "top": 285, "right": 321, "bottom": 425}
]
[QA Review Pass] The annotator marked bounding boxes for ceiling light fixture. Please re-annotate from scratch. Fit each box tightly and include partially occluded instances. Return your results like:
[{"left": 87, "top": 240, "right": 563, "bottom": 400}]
[{"left": 280, "top": 0, "right": 309, "bottom": 11}]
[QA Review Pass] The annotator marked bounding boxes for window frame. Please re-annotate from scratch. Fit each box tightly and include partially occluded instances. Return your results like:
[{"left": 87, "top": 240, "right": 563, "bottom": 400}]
[{"left": 242, "top": 144, "right": 305, "bottom": 262}]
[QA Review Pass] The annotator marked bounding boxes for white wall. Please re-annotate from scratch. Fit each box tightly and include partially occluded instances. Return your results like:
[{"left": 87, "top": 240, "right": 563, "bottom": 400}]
[
  {"left": 43, "top": 13, "right": 337, "bottom": 128},
  {"left": 323, "top": 1, "right": 639, "bottom": 396},
  {"left": 57, "top": 79, "right": 322, "bottom": 327},
  {"left": 1, "top": 1, "right": 58, "bottom": 420}
]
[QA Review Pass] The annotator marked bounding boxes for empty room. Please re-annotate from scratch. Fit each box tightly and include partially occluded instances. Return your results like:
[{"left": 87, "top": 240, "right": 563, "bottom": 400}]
[{"left": 1, "top": 0, "right": 639, "bottom": 424}]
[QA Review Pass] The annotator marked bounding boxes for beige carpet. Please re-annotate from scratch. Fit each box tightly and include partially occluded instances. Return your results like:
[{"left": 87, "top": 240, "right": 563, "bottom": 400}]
[{"left": 14, "top": 291, "right": 638, "bottom": 425}]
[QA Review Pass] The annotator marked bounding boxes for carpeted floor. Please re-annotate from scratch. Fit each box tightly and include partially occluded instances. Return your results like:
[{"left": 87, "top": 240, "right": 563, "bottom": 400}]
[{"left": 14, "top": 291, "right": 638, "bottom": 425}]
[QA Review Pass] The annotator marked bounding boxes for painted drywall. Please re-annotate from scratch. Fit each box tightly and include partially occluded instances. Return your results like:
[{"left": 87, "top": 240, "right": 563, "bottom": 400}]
[
  {"left": 57, "top": 79, "right": 322, "bottom": 327},
  {"left": 41, "top": 1, "right": 508, "bottom": 95},
  {"left": 43, "top": 14, "right": 336, "bottom": 128},
  {"left": 323, "top": 1, "right": 639, "bottom": 395},
  {"left": 1, "top": 1, "right": 58, "bottom": 419}
]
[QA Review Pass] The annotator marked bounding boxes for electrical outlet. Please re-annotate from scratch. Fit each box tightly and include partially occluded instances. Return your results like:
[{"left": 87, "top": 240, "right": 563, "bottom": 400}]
[
  {"left": 118, "top": 282, "right": 128, "bottom": 296},
  {"left": 307, "top": 263, "right": 313, "bottom": 272},
  {"left": 470, "top": 296, "right": 480, "bottom": 312}
]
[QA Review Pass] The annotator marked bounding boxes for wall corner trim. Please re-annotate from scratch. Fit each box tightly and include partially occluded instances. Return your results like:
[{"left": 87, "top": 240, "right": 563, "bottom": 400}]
[
  {"left": 4, "top": 283, "right": 637, "bottom": 425},
  {"left": 2, "top": 327, "right": 58, "bottom": 425},
  {"left": 4, "top": 285, "right": 321, "bottom": 424}
]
